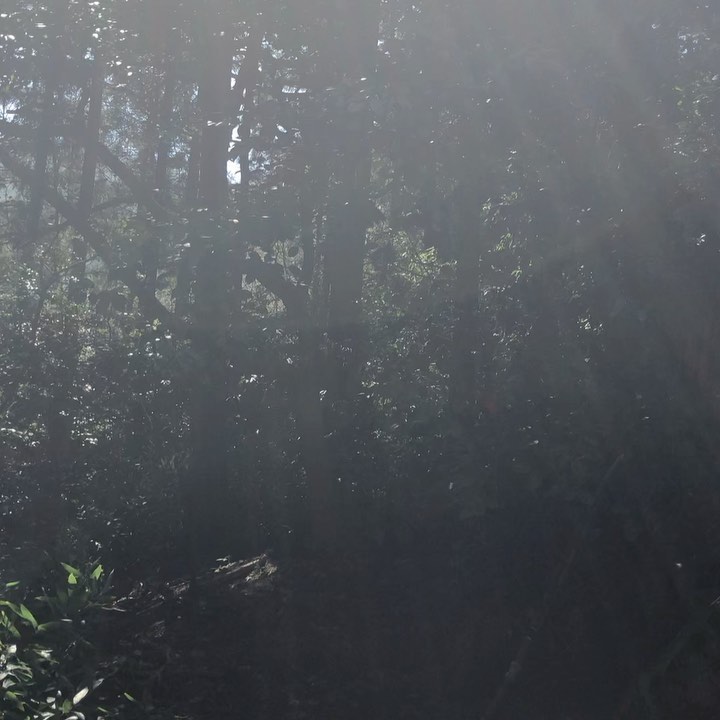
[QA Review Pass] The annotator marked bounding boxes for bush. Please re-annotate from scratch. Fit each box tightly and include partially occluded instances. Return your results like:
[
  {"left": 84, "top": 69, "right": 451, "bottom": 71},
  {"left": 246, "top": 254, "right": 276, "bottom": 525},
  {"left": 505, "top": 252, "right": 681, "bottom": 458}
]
[{"left": 0, "top": 562, "right": 122, "bottom": 720}]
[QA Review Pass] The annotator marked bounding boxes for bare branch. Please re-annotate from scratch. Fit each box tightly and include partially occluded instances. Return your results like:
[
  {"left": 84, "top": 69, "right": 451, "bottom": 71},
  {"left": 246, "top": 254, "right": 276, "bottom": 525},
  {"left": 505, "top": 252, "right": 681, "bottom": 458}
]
[
  {"left": 0, "top": 146, "right": 185, "bottom": 334},
  {"left": 0, "top": 119, "right": 178, "bottom": 223}
]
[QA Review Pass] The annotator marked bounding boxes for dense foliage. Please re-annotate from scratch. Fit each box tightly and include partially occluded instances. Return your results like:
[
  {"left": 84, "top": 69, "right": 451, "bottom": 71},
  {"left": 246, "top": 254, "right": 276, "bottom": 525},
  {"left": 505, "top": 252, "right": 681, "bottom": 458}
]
[{"left": 2, "top": 1, "right": 720, "bottom": 717}]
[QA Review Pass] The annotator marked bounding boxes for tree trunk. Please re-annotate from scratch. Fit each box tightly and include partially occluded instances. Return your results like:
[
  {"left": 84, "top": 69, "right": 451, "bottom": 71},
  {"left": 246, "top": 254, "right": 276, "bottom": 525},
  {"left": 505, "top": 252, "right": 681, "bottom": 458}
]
[
  {"left": 183, "top": 21, "right": 234, "bottom": 563},
  {"left": 448, "top": 186, "right": 483, "bottom": 421},
  {"left": 46, "top": 47, "right": 104, "bottom": 470},
  {"left": 296, "top": 325, "right": 337, "bottom": 548},
  {"left": 324, "top": 0, "right": 381, "bottom": 402},
  {"left": 294, "top": 170, "right": 337, "bottom": 546},
  {"left": 142, "top": 44, "right": 177, "bottom": 296},
  {"left": 25, "top": 2, "right": 69, "bottom": 259}
]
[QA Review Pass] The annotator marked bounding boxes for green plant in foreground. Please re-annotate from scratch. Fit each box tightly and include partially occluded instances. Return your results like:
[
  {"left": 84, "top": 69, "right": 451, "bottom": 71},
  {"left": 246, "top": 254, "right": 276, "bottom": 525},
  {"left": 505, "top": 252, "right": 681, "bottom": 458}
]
[{"left": 0, "top": 562, "right": 122, "bottom": 720}]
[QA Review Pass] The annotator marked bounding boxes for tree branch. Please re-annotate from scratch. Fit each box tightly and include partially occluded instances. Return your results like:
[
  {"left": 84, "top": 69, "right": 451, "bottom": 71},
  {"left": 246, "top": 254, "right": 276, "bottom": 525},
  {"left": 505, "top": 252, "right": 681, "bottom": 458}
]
[
  {"left": 242, "top": 253, "right": 308, "bottom": 321},
  {"left": 0, "top": 146, "right": 185, "bottom": 334},
  {"left": 0, "top": 119, "right": 178, "bottom": 223}
]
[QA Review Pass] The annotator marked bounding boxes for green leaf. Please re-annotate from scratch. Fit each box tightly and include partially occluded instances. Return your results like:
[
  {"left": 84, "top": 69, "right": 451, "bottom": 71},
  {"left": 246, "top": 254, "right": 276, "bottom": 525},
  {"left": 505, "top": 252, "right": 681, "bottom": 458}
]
[
  {"left": 17, "top": 604, "right": 38, "bottom": 630},
  {"left": 67, "top": 573, "right": 78, "bottom": 586},
  {"left": 37, "top": 619, "right": 72, "bottom": 633},
  {"left": 60, "top": 563, "right": 80, "bottom": 576},
  {"left": 101, "top": 570, "right": 114, "bottom": 595},
  {"left": 5, "top": 690, "right": 24, "bottom": 709},
  {"left": 6, "top": 622, "right": 21, "bottom": 638},
  {"left": 123, "top": 692, "right": 136, "bottom": 702},
  {"left": 90, "top": 564, "right": 103, "bottom": 581},
  {"left": 3, "top": 581, "right": 20, "bottom": 589}
]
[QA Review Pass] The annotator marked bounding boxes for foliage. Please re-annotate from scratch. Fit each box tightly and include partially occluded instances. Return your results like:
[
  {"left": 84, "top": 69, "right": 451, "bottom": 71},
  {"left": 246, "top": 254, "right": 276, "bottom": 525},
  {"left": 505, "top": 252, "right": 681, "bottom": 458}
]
[{"left": 0, "top": 563, "right": 122, "bottom": 720}]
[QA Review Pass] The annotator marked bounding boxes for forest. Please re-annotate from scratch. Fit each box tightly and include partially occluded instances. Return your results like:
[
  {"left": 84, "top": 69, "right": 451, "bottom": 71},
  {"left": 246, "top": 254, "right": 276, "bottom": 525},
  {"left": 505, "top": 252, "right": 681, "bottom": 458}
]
[{"left": 2, "top": 1, "right": 720, "bottom": 718}]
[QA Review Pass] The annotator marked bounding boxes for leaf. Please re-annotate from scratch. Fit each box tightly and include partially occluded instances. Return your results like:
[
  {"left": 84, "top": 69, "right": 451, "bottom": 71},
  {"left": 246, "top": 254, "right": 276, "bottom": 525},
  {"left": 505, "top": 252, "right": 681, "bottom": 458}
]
[
  {"left": 60, "top": 563, "right": 80, "bottom": 576},
  {"left": 17, "top": 604, "right": 37, "bottom": 630},
  {"left": 37, "top": 619, "right": 72, "bottom": 633},
  {"left": 72, "top": 687, "right": 89, "bottom": 706},
  {"left": 4, "top": 581, "right": 20, "bottom": 589},
  {"left": 6, "top": 622, "right": 20, "bottom": 638},
  {"left": 101, "top": 570, "right": 114, "bottom": 595},
  {"left": 67, "top": 573, "right": 78, "bottom": 586},
  {"left": 1, "top": 601, "right": 37, "bottom": 629},
  {"left": 123, "top": 692, "right": 136, "bottom": 702},
  {"left": 5, "top": 690, "right": 24, "bottom": 709},
  {"left": 90, "top": 564, "right": 103, "bottom": 581}
]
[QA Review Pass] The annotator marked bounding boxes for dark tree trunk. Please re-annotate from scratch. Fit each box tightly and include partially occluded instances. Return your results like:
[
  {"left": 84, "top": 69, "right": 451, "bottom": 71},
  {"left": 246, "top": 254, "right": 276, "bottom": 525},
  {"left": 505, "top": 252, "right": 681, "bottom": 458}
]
[
  {"left": 324, "top": 0, "right": 381, "bottom": 402},
  {"left": 142, "top": 44, "right": 177, "bottom": 296},
  {"left": 174, "top": 132, "right": 200, "bottom": 317},
  {"left": 26, "top": 2, "right": 69, "bottom": 258},
  {"left": 449, "top": 189, "right": 483, "bottom": 420},
  {"left": 46, "top": 47, "right": 104, "bottom": 469},
  {"left": 183, "top": 21, "right": 234, "bottom": 563},
  {"left": 296, "top": 325, "right": 337, "bottom": 547}
]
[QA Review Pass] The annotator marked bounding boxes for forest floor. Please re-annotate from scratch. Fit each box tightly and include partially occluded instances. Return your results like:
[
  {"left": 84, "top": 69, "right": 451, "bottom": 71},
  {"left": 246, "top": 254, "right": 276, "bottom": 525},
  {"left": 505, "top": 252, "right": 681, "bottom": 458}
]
[
  {"left": 110, "top": 548, "right": 533, "bottom": 720},
  {"left": 103, "top": 520, "right": 720, "bottom": 720}
]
